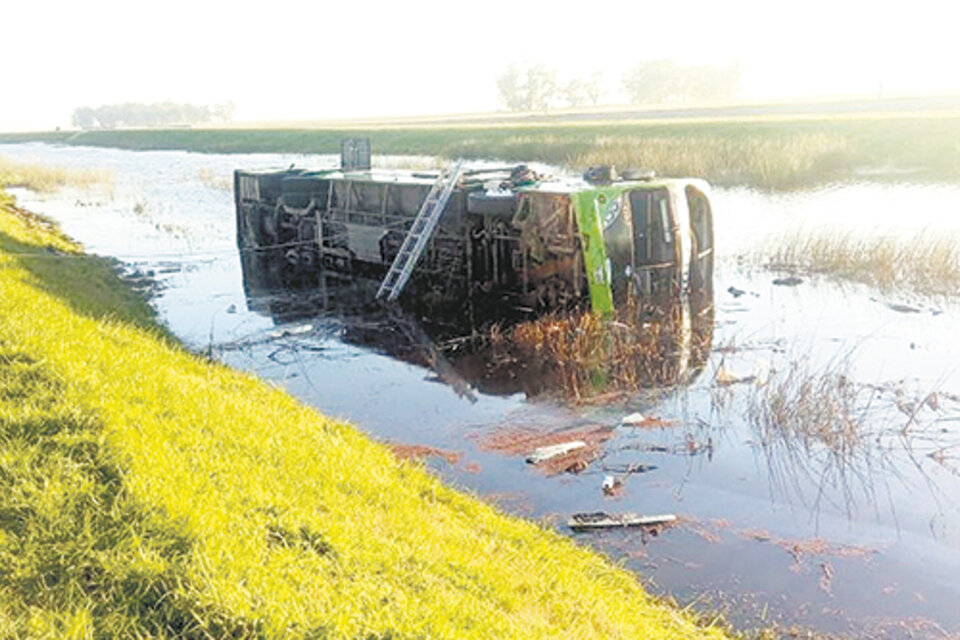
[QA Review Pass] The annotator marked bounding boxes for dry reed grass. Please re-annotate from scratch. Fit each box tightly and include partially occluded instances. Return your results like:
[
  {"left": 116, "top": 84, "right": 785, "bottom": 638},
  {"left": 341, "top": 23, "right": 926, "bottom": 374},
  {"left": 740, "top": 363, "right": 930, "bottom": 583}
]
[
  {"left": 0, "top": 155, "right": 113, "bottom": 193},
  {"left": 747, "top": 358, "right": 866, "bottom": 458},
  {"left": 195, "top": 167, "right": 232, "bottom": 190},
  {"left": 764, "top": 230, "right": 960, "bottom": 297},
  {"left": 570, "top": 133, "right": 847, "bottom": 188}
]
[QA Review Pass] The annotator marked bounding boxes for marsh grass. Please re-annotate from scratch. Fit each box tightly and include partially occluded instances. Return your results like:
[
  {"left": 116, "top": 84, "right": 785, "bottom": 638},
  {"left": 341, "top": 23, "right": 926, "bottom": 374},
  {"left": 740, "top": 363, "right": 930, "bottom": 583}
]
[
  {"left": 5, "top": 114, "right": 960, "bottom": 188},
  {"left": 0, "top": 193, "right": 725, "bottom": 638},
  {"left": 747, "top": 358, "right": 865, "bottom": 457},
  {"left": 764, "top": 230, "right": 960, "bottom": 297},
  {"left": 0, "top": 155, "right": 113, "bottom": 193},
  {"left": 570, "top": 133, "right": 848, "bottom": 188},
  {"left": 195, "top": 167, "right": 232, "bottom": 191}
]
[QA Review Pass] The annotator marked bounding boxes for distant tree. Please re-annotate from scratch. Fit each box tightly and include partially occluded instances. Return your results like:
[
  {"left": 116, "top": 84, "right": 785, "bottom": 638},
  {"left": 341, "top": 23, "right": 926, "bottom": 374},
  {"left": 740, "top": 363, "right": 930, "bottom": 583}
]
[
  {"left": 525, "top": 65, "right": 558, "bottom": 113},
  {"left": 564, "top": 73, "right": 604, "bottom": 108},
  {"left": 622, "top": 60, "right": 683, "bottom": 104},
  {"left": 497, "top": 63, "right": 560, "bottom": 112},
  {"left": 622, "top": 60, "right": 740, "bottom": 104},
  {"left": 69, "top": 101, "right": 227, "bottom": 129},
  {"left": 72, "top": 106, "right": 97, "bottom": 129},
  {"left": 584, "top": 72, "right": 604, "bottom": 106},
  {"left": 212, "top": 101, "right": 236, "bottom": 122},
  {"left": 497, "top": 64, "right": 528, "bottom": 111}
]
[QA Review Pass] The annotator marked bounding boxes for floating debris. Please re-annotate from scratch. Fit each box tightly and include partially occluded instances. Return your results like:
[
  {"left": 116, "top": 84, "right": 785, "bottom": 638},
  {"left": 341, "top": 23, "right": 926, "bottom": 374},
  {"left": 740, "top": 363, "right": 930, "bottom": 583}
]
[
  {"left": 474, "top": 424, "right": 614, "bottom": 475},
  {"left": 727, "top": 286, "right": 747, "bottom": 298},
  {"left": 886, "top": 302, "right": 921, "bottom": 314},
  {"left": 569, "top": 512, "right": 677, "bottom": 531},
  {"left": 388, "top": 443, "right": 462, "bottom": 465},
  {"left": 526, "top": 441, "right": 587, "bottom": 464},
  {"left": 715, "top": 366, "right": 756, "bottom": 386},
  {"left": 621, "top": 413, "right": 679, "bottom": 428},
  {"left": 601, "top": 475, "right": 624, "bottom": 496},
  {"left": 601, "top": 462, "right": 657, "bottom": 474},
  {"left": 268, "top": 323, "right": 314, "bottom": 339},
  {"left": 772, "top": 276, "right": 804, "bottom": 286}
]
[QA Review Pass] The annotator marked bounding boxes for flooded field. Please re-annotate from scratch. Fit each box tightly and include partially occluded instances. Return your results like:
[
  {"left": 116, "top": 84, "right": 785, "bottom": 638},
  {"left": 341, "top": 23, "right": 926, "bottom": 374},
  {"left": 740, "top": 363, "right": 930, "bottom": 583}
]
[{"left": 4, "top": 142, "right": 960, "bottom": 637}]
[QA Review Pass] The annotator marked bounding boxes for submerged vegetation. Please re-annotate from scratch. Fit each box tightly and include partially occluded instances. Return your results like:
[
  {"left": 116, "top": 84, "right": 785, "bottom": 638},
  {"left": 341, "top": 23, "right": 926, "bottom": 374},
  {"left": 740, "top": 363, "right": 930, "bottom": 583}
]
[
  {"left": 482, "top": 298, "right": 712, "bottom": 402},
  {"left": 747, "top": 358, "right": 865, "bottom": 458},
  {"left": 0, "top": 191, "right": 725, "bottom": 637},
  {"left": 0, "top": 155, "right": 113, "bottom": 193},
  {"left": 2, "top": 113, "right": 960, "bottom": 188},
  {"left": 763, "top": 229, "right": 960, "bottom": 297}
]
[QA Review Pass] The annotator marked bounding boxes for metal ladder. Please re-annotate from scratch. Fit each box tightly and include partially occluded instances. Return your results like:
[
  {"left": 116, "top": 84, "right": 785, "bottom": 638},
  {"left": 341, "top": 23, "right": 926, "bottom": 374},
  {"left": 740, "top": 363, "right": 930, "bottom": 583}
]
[{"left": 376, "top": 159, "right": 464, "bottom": 302}]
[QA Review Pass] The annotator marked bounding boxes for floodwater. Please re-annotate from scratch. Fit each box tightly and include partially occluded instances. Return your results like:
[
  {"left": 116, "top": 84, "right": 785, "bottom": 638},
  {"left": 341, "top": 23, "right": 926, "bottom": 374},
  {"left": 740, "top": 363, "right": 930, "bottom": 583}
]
[{"left": 4, "top": 142, "right": 960, "bottom": 638}]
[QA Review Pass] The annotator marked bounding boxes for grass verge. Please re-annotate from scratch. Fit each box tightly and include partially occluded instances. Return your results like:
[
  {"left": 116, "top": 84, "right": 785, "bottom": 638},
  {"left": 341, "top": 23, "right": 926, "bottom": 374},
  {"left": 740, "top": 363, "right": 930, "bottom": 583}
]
[
  {"left": 2, "top": 114, "right": 959, "bottom": 188},
  {"left": 0, "top": 189, "right": 725, "bottom": 638}
]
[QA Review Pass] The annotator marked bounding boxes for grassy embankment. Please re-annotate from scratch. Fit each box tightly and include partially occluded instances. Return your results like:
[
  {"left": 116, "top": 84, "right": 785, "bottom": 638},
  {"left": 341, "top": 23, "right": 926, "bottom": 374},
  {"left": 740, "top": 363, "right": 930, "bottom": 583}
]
[
  {"left": 3, "top": 113, "right": 960, "bottom": 188},
  {"left": 0, "top": 190, "right": 724, "bottom": 638}
]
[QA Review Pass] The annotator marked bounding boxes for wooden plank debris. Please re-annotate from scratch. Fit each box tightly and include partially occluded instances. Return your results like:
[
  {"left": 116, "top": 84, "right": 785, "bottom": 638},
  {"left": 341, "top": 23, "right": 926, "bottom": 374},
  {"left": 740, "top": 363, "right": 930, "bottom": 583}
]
[
  {"left": 568, "top": 512, "right": 677, "bottom": 531},
  {"left": 526, "top": 441, "right": 587, "bottom": 465}
]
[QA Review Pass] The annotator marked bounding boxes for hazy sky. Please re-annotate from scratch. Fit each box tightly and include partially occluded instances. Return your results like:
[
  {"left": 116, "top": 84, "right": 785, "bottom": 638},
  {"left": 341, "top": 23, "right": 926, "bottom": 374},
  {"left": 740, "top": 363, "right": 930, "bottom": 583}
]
[{"left": 3, "top": 0, "right": 959, "bottom": 130}]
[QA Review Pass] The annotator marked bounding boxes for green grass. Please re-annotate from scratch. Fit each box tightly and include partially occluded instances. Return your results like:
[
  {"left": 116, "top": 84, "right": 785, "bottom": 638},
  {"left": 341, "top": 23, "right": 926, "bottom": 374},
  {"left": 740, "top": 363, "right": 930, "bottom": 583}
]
[
  {"left": 0, "top": 190, "right": 725, "bottom": 638},
  {"left": 3, "top": 114, "right": 960, "bottom": 188}
]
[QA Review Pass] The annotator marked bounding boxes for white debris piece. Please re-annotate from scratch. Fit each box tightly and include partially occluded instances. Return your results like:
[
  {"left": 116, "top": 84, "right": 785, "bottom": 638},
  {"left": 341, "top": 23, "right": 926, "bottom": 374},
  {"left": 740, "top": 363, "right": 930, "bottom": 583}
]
[
  {"left": 569, "top": 512, "right": 677, "bottom": 530},
  {"left": 268, "top": 323, "right": 314, "bottom": 339},
  {"left": 526, "top": 441, "right": 587, "bottom": 465},
  {"left": 621, "top": 412, "right": 646, "bottom": 426},
  {"left": 715, "top": 365, "right": 756, "bottom": 386}
]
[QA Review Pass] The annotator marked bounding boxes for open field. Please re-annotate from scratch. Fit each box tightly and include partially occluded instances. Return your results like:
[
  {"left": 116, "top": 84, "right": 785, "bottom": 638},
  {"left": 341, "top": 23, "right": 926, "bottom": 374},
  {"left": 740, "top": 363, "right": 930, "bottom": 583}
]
[
  {"left": 0, "top": 191, "right": 724, "bottom": 638},
  {"left": 3, "top": 100, "right": 960, "bottom": 188}
]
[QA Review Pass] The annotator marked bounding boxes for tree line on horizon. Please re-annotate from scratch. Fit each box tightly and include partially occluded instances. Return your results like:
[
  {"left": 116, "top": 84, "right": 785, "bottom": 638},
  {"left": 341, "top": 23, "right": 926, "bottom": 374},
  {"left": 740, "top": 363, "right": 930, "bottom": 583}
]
[
  {"left": 71, "top": 101, "right": 236, "bottom": 129},
  {"left": 497, "top": 60, "right": 740, "bottom": 112}
]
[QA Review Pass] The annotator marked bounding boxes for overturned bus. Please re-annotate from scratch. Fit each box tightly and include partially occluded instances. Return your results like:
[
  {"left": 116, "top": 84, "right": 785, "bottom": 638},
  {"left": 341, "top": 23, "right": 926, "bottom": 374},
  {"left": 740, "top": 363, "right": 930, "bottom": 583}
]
[{"left": 234, "top": 151, "right": 713, "bottom": 318}]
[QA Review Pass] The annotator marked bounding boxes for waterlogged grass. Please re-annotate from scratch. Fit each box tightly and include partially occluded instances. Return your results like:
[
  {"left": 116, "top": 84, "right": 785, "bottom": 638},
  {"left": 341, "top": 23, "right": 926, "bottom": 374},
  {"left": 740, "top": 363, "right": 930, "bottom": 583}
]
[
  {"left": 763, "top": 230, "right": 960, "bottom": 297},
  {"left": 747, "top": 358, "right": 864, "bottom": 458},
  {"left": 0, "top": 194, "right": 725, "bottom": 638},
  {"left": 195, "top": 167, "right": 233, "bottom": 191},
  {"left": 3, "top": 114, "right": 959, "bottom": 188},
  {"left": 487, "top": 299, "right": 712, "bottom": 401},
  {"left": 0, "top": 155, "right": 113, "bottom": 193}
]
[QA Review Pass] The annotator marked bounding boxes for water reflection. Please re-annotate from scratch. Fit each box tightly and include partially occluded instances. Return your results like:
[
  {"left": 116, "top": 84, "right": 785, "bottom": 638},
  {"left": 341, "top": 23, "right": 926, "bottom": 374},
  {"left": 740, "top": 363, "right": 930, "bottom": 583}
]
[{"left": 239, "top": 248, "right": 714, "bottom": 399}]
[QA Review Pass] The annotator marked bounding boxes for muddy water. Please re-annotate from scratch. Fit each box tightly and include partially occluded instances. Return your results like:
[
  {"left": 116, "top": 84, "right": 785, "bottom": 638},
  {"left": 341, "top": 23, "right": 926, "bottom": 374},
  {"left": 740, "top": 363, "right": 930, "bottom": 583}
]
[{"left": 5, "top": 142, "right": 960, "bottom": 638}]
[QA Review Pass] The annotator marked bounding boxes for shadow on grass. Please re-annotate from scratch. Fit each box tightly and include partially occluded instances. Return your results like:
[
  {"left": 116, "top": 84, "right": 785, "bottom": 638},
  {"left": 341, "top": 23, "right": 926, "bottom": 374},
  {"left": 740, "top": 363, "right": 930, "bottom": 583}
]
[{"left": 0, "top": 340, "right": 258, "bottom": 637}]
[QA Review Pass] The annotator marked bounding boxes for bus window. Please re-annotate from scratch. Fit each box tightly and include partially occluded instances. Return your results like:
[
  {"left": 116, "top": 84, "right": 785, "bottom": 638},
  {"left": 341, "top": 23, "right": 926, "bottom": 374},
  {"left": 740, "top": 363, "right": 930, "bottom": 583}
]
[{"left": 629, "top": 188, "right": 673, "bottom": 266}]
